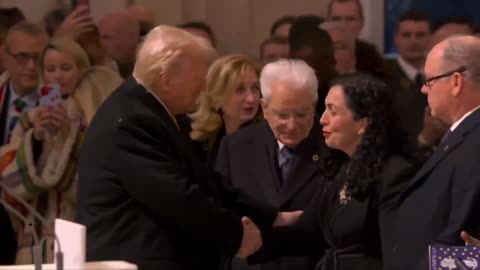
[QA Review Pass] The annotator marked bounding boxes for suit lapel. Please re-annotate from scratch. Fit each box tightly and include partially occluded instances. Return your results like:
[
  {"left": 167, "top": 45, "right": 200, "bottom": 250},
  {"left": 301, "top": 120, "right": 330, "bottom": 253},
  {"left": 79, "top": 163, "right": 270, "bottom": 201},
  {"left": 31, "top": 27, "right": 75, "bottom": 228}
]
[
  {"left": 0, "top": 82, "right": 10, "bottom": 144},
  {"left": 278, "top": 149, "right": 320, "bottom": 205},
  {"left": 401, "top": 133, "right": 462, "bottom": 197},
  {"left": 278, "top": 119, "right": 323, "bottom": 205},
  {"left": 401, "top": 108, "right": 480, "bottom": 199},
  {"left": 132, "top": 78, "right": 218, "bottom": 195},
  {"left": 258, "top": 124, "right": 282, "bottom": 205}
]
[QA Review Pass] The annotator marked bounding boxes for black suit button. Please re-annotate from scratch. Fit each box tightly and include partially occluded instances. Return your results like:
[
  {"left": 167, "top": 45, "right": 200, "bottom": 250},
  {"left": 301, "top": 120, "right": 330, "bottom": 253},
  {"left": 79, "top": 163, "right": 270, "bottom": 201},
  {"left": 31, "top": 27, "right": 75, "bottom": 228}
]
[{"left": 392, "top": 246, "right": 397, "bottom": 253}]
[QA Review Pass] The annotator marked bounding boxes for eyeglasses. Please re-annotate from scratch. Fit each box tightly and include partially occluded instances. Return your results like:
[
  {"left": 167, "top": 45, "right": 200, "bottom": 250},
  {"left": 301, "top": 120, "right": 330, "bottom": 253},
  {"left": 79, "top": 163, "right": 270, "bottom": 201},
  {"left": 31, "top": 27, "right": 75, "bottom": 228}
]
[
  {"left": 5, "top": 47, "right": 40, "bottom": 66},
  {"left": 269, "top": 106, "right": 315, "bottom": 122},
  {"left": 423, "top": 65, "right": 468, "bottom": 87}
]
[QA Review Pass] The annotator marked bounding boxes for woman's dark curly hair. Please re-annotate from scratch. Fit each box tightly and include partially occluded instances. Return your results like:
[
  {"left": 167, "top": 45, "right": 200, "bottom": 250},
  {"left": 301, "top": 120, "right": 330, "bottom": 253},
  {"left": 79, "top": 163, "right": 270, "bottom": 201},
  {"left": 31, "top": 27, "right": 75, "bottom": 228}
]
[{"left": 321, "top": 73, "right": 408, "bottom": 200}]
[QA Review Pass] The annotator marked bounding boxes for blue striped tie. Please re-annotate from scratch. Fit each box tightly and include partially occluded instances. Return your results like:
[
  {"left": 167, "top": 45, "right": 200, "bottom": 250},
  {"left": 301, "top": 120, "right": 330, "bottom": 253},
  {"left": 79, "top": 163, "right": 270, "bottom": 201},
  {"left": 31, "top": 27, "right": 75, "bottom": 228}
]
[{"left": 280, "top": 146, "right": 294, "bottom": 185}]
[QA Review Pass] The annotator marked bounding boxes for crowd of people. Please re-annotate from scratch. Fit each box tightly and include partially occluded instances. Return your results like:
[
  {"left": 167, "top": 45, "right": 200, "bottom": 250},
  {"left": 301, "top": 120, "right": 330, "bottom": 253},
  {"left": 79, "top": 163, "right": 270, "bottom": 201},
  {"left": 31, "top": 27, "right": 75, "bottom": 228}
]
[{"left": 1, "top": 0, "right": 480, "bottom": 269}]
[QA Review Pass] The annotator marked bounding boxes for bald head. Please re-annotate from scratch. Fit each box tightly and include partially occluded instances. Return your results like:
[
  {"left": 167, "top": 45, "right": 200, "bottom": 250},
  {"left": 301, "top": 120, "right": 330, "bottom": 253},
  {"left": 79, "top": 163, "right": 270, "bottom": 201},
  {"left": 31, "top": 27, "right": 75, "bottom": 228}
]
[
  {"left": 435, "top": 35, "right": 480, "bottom": 82},
  {"left": 98, "top": 11, "right": 140, "bottom": 74},
  {"left": 423, "top": 35, "right": 480, "bottom": 124}
]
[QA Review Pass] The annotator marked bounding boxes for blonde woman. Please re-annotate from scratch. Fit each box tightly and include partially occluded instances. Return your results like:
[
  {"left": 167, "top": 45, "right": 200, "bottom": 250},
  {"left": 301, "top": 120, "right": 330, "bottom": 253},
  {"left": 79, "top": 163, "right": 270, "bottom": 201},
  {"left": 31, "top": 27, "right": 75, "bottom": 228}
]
[
  {"left": 190, "top": 54, "right": 262, "bottom": 166},
  {"left": 0, "top": 66, "right": 122, "bottom": 264},
  {"left": 39, "top": 37, "right": 91, "bottom": 95}
]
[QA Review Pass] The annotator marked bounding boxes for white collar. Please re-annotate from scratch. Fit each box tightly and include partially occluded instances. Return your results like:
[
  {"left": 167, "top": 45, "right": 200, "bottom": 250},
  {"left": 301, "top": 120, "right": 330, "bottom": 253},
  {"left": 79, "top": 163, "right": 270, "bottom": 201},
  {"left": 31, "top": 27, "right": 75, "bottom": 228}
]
[
  {"left": 277, "top": 140, "right": 284, "bottom": 150},
  {"left": 8, "top": 81, "right": 39, "bottom": 106},
  {"left": 397, "top": 56, "right": 423, "bottom": 81},
  {"left": 450, "top": 105, "right": 480, "bottom": 132}
]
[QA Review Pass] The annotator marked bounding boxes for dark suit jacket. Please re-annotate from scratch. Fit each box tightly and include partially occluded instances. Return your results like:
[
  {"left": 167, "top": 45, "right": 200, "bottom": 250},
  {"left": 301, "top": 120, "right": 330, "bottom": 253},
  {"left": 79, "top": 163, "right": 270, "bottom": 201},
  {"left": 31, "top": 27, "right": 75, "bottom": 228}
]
[
  {"left": 387, "top": 108, "right": 480, "bottom": 269},
  {"left": 216, "top": 120, "right": 327, "bottom": 270},
  {"left": 249, "top": 154, "right": 414, "bottom": 270},
  {"left": 76, "top": 77, "right": 276, "bottom": 270},
  {"left": 355, "top": 39, "right": 385, "bottom": 79},
  {"left": 0, "top": 84, "right": 16, "bottom": 265},
  {"left": 0, "top": 84, "right": 11, "bottom": 144},
  {"left": 384, "top": 58, "right": 427, "bottom": 152},
  {"left": 0, "top": 203, "right": 16, "bottom": 265}
]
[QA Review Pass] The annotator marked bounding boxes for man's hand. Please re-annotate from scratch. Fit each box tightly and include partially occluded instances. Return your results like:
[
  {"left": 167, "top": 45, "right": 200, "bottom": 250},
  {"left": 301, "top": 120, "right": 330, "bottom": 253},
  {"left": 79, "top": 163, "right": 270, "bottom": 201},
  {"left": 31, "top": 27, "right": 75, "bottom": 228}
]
[
  {"left": 235, "top": 217, "right": 262, "bottom": 259},
  {"left": 273, "top": 210, "right": 303, "bottom": 227},
  {"left": 461, "top": 231, "right": 480, "bottom": 246},
  {"left": 55, "top": 6, "right": 95, "bottom": 39},
  {"left": 418, "top": 106, "right": 449, "bottom": 146}
]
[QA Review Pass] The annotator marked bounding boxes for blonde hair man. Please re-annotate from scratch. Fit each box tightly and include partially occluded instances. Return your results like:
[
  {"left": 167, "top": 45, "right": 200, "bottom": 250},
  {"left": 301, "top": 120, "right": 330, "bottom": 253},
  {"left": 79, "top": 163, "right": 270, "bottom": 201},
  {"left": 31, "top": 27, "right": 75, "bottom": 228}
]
[{"left": 76, "top": 26, "right": 275, "bottom": 269}]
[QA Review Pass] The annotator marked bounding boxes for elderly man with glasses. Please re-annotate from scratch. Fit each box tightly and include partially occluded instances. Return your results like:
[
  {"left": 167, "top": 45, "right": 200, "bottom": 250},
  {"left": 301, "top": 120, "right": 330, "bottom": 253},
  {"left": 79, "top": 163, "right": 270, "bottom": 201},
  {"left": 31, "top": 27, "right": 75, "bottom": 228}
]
[
  {"left": 385, "top": 35, "right": 480, "bottom": 269},
  {"left": 0, "top": 22, "right": 47, "bottom": 145},
  {"left": 0, "top": 21, "right": 46, "bottom": 266}
]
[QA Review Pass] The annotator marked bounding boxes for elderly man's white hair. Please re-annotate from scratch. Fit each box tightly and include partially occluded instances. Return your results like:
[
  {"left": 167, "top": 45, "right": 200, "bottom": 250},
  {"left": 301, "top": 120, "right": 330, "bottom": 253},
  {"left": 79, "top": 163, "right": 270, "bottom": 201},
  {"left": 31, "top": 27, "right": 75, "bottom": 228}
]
[
  {"left": 260, "top": 59, "right": 319, "bottom": 102},
  {"left": 133, "top": 25, "right": 215, "bottom": 90}
]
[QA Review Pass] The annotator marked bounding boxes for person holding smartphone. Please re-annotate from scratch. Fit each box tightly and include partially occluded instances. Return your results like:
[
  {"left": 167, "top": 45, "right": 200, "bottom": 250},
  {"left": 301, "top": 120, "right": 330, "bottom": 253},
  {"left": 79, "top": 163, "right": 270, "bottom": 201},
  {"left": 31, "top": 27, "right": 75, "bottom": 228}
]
[{"left": 0, "top": 37, "right": 122, "bottom": 264}]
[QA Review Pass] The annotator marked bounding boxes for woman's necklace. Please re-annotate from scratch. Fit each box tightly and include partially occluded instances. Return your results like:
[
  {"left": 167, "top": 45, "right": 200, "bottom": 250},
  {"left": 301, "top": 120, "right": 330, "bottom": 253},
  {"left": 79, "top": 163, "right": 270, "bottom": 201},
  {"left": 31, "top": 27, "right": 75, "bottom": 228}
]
[
  {"left": 339, "top": 164, "right": 352, "bottom": 205},
  {"left": 338, "top": 184, "right": 352, "bottom": 205}
]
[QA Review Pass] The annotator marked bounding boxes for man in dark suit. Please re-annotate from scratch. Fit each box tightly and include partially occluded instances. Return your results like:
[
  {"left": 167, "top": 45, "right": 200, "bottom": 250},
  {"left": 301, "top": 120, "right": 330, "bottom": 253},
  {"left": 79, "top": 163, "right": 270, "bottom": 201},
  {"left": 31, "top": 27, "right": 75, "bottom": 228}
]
[
  {"left": 383, "top": 10, "right": 432, "bottom": 154},
  {"left": 76, "top": 25, "right": 280, "bottom": 270},
  {"left": 386, "top": 35, "right": 480, "bottom": 269},
  {"left": 217, "top": 60, "right": 325, "bottom": 270}
]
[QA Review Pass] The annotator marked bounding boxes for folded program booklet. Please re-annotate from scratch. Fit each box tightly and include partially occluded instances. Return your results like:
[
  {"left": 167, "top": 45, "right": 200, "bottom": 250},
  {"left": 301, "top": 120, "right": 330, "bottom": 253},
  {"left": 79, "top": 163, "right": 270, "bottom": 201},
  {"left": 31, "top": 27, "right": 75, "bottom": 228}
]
[{"left": 429, "top": 245, "right": 480, "bottom": 269}]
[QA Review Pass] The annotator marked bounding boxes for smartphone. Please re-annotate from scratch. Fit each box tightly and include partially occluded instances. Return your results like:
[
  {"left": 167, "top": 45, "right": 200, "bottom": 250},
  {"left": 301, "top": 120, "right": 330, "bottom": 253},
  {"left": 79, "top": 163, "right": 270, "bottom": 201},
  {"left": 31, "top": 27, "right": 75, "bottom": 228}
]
[{"left": 39, "top": 84, "right": 62, "bottom": 109}]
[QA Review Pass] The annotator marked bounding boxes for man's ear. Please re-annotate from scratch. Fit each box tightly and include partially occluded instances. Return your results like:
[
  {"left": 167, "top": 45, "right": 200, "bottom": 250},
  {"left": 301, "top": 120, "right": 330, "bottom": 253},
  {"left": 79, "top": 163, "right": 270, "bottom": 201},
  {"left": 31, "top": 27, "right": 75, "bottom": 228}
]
[
  {"left": 158, "top": 72, "right": 171, "bottom": 91},
  {"left": 451, "top": 72, "right": 464, "bottom": 97}
]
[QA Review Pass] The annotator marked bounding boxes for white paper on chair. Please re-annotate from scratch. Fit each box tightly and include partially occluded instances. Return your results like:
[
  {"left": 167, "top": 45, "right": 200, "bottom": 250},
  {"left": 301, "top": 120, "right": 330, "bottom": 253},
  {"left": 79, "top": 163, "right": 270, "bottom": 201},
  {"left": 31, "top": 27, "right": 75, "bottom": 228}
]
[{"left": 54, "top": 218, "right": 86, "bottom": 269}]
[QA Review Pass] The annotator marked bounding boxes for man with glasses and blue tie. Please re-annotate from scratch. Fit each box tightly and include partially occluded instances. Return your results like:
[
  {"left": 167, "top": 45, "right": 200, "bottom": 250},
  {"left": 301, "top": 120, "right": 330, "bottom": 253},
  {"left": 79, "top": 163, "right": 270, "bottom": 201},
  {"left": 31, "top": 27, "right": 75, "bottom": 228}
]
[
  {"left": 386, "top": 35, "right": 480, "bottom": 269},
  {"left": 0, "top": 22, "right": 47, "bottom": 145}
]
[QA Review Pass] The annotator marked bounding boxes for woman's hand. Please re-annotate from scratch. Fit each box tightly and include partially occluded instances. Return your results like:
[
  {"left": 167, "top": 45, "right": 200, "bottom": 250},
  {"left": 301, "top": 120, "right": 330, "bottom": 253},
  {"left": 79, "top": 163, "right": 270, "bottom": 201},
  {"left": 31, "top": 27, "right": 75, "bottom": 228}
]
[{"left": 32, "top": 105, "right": 70, "bottom": 141}]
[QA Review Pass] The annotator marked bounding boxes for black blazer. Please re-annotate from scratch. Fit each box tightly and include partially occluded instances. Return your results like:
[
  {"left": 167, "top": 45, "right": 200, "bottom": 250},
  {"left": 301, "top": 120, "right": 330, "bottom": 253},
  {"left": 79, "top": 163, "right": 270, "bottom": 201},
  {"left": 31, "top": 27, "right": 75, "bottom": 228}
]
[
  {"left": 216, "top": 120, "right": 327, "bottom": 270},
  {"left": 0, "top": 85, "right": 11, "bottom": 144},
  {"left": 387, "top": 108, "right": 480, "bottom": 269},
  {"left": 76, "top": 77, "right": 276, "bottom": 270},
  {"left": 0, "top": 202, "right": 16, "bottom": 265},
  {"left": 250, "top": 154, "right": 414, "bottom": 270},
  {"left": 383, "top": 59, "right": 427, "bottom": 152}
]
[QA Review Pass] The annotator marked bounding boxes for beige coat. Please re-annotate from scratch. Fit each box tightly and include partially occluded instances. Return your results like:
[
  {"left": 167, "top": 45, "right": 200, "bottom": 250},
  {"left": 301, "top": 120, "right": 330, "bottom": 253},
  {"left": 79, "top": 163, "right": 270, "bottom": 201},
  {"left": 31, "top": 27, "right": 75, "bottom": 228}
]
[{"left": 0, "top": 98, "right": 84, "bottom": 264}]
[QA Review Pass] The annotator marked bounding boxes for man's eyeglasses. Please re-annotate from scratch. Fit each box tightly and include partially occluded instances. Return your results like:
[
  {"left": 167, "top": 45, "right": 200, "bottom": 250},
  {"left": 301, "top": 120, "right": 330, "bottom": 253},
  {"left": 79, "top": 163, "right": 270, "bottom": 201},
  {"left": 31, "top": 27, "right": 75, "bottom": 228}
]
[
  {"left": 423, "top": 65, "right": 468, "bottom": 87},
  {"left": 269, "top": 107, "right": 314, "bottom": 121},
  {"left": 5, "top": 47, "right": 40, "bottom": 66}
]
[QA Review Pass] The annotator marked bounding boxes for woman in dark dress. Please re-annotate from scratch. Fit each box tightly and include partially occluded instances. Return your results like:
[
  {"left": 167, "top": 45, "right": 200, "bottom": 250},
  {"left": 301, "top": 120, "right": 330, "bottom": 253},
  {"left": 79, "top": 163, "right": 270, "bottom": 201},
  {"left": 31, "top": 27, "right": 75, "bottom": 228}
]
[{"left": 249, "top": 74, "right": 416, "bottom": 270}]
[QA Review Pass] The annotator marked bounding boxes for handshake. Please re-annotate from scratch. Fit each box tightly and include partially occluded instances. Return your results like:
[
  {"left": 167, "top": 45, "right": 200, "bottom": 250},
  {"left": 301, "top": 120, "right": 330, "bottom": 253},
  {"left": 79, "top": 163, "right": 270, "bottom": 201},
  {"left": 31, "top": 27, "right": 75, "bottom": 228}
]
[{"left": 235, "top": 210, "right": 303, "bottom": 258}]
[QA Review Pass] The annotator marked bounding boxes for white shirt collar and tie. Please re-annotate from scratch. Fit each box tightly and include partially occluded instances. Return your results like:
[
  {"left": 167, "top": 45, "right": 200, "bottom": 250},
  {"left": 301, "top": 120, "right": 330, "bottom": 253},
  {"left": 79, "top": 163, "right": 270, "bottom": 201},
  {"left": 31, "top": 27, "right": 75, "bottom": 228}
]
[
  {"left": 450, "top": 105, "right": 480, "bottom": 132},
  {"left": 440, "top": 105, "right": 480, "bottom": 144},
  {"left": 277, "top": 141, "right": 295, "bottom": 186},
  {"left": 397, "top": 56, "right": 424, "bottom": 82}
]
